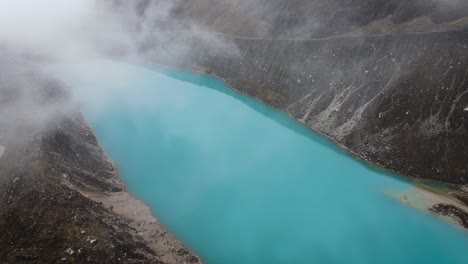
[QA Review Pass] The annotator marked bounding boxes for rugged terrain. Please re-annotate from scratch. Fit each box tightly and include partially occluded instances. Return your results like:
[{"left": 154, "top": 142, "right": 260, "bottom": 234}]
[
  {"left": 0, "top": 50, "right": 200, "bottom": 263},
  {"left": 2, "top": 0, "right": 468, "bottom": 261}
]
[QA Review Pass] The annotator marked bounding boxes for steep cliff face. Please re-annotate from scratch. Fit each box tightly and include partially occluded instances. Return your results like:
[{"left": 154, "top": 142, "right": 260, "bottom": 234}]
[
  {"left": 0, "top": 50, "right": 201, "bottom": 263},
  {"left": 126, "top": 0, "right": 468, "bottom": 186}
]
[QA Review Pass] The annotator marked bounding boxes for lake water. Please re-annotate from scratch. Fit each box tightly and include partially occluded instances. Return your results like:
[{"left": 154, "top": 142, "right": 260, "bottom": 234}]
[{"left": 52, "top": 60, "right": 468, "bottom": 264}]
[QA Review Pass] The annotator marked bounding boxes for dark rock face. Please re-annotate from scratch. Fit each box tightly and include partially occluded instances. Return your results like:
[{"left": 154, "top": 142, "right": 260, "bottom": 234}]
[{"left": 430, "top": 204, "right": 468, "bottom": 228}]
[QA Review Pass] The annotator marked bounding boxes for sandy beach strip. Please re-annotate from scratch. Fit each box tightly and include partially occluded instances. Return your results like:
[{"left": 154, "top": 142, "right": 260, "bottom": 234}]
[{"left": 386, "top": 183, "right": 468, "bottom": 229}]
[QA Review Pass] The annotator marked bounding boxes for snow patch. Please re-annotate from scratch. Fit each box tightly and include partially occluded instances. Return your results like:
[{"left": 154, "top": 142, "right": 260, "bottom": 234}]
[{"left": 464, "top": 107, "right": 468, "bottom": 112}]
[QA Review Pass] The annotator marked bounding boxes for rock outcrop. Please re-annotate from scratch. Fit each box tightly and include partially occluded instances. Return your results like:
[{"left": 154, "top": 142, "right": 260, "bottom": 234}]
[{"left": 430, "top": 204, "right": 468, "bottom": 228}]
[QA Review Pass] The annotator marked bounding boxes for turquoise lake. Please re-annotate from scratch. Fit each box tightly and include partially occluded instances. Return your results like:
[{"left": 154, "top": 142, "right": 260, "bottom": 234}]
[{"left": 52, "top": 60, "right": 468, "bottom": 264}]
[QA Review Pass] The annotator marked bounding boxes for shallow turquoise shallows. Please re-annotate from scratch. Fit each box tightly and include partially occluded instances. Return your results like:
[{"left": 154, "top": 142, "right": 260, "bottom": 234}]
[{"left": 52, "top": 60, "right": 468, "bottom": 264}]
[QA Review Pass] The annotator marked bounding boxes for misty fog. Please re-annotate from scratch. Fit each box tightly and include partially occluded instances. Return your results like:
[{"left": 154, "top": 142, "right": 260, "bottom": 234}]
[
  {"left": 0, "top": 0, "right": 239, "bottom": 147},
  {"left": 0, "top": 0, "right": 466, "bottom": 145}
]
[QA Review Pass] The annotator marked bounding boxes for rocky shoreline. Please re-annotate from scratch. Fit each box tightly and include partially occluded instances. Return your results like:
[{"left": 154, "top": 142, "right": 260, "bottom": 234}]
[
  {"left": 0, "top": 121, "right": 201, "bottom": 263},
  {"left": 389, "top": 182, "right": 468, "bottom": 230},
  {"left": 0, "top": 52, "right": 202, "bottom": 263},
  {"left": 430, "top": 204, "right": 468, "bottom": 229}
]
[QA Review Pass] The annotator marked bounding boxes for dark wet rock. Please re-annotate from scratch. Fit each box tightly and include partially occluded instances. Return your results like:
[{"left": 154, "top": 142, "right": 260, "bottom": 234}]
[{"left": 430, "top": 204, "right": 468, "bottom": 229}]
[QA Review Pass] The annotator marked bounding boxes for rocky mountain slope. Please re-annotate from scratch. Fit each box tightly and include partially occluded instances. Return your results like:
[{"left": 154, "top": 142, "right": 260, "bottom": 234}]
[
  {"left": 0, "top": 50, "right": 201, "bottom": 263},
  {"left": 116, "top": 0, "right": 468, "bottom": 187}
]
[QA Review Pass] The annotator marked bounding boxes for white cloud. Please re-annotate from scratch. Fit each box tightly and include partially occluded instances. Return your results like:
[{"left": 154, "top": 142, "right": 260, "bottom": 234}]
[{"left": 0, "top": 0, "right": 94, "bottom": 46}]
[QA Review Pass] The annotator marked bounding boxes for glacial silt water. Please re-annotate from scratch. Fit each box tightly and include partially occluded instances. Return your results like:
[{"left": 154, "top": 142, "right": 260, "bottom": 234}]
[{"left": 52, "top": 60, "right": 468, "bottom": 264}]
